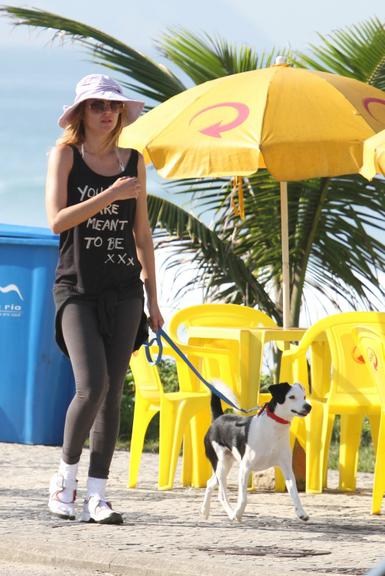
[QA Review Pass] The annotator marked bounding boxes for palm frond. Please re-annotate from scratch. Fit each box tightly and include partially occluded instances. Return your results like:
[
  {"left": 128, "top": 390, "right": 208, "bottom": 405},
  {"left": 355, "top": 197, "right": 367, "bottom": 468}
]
[
  {"left": 147, "top": 194, "right": 280, "bottom": 320},
  {"left": 156, "top": 28, "right": 290, "bottom": 83},
  {"left": 294, "top": 17, "right": 385, "bottom": 88}
]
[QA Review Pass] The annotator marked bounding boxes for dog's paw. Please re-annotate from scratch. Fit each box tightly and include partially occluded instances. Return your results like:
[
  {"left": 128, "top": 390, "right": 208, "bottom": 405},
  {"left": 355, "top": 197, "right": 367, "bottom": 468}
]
[
  {"left": 230, "top": 510, "right": 243, "bottom": 523},
  {"left": 298, "top": 513, "right": 309, "bottom": 522},
  {"left": 227, "top": 510, "right": 236, "bottom": 522}
]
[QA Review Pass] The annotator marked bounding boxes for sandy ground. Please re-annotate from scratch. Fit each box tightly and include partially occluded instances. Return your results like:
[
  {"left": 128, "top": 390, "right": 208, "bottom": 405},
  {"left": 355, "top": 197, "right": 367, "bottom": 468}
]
[{"left": 0, "top": 442, "right": 384, "bottom": 576}]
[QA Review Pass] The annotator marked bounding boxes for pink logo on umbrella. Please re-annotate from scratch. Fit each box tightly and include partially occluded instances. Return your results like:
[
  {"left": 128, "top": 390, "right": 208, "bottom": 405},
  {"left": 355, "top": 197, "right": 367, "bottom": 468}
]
[
  {"left": 362, "top": 97, "right": 385, "bottom": 120},
  {"left": 189, "top": 102, "right": 250, "bottom": 138}
]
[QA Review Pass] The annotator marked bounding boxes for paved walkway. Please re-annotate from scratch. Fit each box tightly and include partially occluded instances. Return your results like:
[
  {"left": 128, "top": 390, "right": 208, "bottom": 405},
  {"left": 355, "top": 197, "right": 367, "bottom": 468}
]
[{"left": 0, "top": 442, "right": 385, "bottom": 576}]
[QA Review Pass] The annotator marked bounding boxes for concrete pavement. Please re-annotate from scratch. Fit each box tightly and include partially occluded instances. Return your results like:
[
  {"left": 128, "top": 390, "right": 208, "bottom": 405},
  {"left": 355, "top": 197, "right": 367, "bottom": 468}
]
[{"left": 0, "top": 442, "right": 384, "bottom": 576}]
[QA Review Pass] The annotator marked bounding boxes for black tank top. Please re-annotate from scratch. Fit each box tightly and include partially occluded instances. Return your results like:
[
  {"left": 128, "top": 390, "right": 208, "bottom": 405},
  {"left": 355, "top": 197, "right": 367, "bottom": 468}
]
[
  {"left": 55, "top": 145, "right": 142, "bottom": 293},
  {"left": 53, "top": 145, "right": 147, "bottom": 356}
]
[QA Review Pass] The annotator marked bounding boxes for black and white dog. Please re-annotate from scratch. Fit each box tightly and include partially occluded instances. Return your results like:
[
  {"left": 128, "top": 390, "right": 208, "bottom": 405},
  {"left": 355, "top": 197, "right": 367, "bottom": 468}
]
[{"left": 201, "top": 382, "right": 311, "bottom": 522}]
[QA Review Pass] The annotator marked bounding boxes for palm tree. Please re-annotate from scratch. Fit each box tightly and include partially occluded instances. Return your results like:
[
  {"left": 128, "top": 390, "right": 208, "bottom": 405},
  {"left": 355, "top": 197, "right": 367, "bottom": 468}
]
[{"left": 2, "top": 7, "right": 385, "bottom": 326}]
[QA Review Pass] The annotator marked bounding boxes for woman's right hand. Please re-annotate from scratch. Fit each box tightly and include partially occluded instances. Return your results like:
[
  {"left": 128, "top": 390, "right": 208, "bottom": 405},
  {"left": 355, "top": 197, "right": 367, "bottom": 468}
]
[{"left": 110, "top": 176, "right": 141, "bottom": 202}]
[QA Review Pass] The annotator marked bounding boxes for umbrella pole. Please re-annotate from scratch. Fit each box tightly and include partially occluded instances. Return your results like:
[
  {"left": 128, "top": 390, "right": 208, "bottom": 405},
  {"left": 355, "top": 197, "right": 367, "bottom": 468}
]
[{"left": 280, "top": 181, "right": 290, "bottom": 328}]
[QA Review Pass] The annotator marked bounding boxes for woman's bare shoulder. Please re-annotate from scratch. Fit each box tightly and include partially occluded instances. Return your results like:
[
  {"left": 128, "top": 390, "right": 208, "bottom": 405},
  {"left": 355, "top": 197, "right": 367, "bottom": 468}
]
[{"left": 48, "top": 143, "right": 74, "bottom": 167}]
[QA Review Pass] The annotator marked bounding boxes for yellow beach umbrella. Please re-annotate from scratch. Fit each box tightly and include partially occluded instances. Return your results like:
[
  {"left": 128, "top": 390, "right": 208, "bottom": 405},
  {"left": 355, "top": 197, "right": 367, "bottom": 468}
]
[
  {"left": 360, "top": 129, "right": 385, "bottom": 180},
  {"left": 120, "top": 63, "right": 385, "bottom": 327}
]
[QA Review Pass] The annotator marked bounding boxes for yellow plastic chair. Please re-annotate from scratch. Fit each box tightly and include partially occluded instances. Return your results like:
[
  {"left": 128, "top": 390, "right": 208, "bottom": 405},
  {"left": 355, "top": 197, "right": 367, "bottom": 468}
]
[
  {"left": 169, "top": 303, "right": 277, "bottom": 335},
  {"left": 169, "top": 303, "right": 277, "bottom": 405},
  {"left": 353, "top": 327, "right": 385, "bottom": 514},
  {"left": 128, "top": 341, "right": 232, "bottom": 490},
  {"left": 169, "top": 304, "right": 287, "bottom": 488},
  {"left": 279, "top": 311, "right": 385, "bottom": 494}
]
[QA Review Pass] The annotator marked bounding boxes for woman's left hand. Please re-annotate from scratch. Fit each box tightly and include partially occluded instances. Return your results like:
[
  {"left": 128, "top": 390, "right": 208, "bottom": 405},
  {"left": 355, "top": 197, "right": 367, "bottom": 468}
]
[{"left": 148, "top": 302, "right": 164, "bottom": 332}]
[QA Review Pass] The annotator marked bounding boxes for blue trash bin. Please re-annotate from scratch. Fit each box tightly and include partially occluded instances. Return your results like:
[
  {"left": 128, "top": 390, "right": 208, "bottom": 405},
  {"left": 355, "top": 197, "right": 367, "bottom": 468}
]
[{"left": 0, "top": 223, "right": 75, "bottom": 445}]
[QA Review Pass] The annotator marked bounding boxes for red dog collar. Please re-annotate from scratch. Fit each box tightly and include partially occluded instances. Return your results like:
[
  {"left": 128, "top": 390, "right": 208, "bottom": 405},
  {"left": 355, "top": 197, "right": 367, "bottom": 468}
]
[{"left": 258, "top": 403, "right": 290, "bottom": 425}]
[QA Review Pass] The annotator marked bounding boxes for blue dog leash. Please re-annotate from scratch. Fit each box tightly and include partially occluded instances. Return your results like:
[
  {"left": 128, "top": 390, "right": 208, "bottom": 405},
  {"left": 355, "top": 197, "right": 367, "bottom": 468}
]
[{"left": 144, "top": 327, "right": 256, "bottom": 414}]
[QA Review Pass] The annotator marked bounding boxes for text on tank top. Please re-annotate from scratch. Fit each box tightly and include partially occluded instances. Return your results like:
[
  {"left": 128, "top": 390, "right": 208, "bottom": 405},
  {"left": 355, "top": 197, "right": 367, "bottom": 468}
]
[{"left": 55, "top": 146, "right": 142, "bottom": 295}]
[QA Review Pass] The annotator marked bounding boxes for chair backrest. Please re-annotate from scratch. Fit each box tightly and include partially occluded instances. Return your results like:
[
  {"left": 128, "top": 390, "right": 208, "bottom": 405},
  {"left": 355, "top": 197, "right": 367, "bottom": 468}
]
[
  {"left": 130, "top": 344, "right": 211, "bottom": 396},
  {"left": 168, "top": 304, "right": 276, "bottom": 401},
  {"left": 353, "top": 327, "right": 385, "bottom": 406},
  {"left": 299, "top": 311, "right": 385, "bottom": 407},
  {"left": 168, "top": 303, "right": 276, "bottom": 343},
  {"left": 129, "top": 347, "right": 163, "bottom": 395}
]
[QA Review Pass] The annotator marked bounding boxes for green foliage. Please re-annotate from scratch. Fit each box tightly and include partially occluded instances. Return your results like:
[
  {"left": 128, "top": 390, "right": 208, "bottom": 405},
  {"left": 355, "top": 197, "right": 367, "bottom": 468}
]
[
  {"left": 294, "top": 17, "right": 385, "bottom": 90},
  {"left": 158, "top": 358, "right": 179, "bottom": 392},
  {"left": 259, "top": 373, "right": 274, "bottom": 393},
  {"left": 156, "top": 28, "right": 290, "bottom": 83},
  {"left": 148, "top": 193, "right": 280, "bottom": 319}
]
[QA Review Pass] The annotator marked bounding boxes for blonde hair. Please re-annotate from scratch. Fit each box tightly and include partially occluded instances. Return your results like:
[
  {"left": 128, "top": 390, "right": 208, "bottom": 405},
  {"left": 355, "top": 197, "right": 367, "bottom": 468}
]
[{"left": 56, "top": 101, "right": 126, "bottom": 152}]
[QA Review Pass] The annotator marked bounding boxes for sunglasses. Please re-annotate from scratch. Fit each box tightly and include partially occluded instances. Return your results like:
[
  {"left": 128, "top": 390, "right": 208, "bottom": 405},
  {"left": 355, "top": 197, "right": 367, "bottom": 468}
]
[{"left": 87, "top": 100, "right": 124, "bottom": 113}]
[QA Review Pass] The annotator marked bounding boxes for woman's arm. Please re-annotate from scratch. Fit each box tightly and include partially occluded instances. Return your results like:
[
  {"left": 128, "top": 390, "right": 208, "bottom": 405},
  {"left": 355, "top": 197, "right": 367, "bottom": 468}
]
[
  {"left": 45, "top": 145, "right": 141, "bottom": 234},
  {"left": 133, "top": 154, "right": 164, "bottom": 331}
]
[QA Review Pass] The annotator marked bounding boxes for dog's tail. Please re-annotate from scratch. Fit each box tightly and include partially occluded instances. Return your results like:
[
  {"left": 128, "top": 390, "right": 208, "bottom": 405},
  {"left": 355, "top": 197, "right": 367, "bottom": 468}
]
[
  {"left": 209, "top": 379, "right": 241, "bottom": 419},
  {"left": 210, "top": 392, "right": 224, "bottom": 420}
]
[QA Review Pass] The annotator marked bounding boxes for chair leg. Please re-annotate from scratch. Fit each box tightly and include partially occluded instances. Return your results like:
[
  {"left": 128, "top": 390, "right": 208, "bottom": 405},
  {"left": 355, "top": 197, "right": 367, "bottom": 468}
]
[
  {"left": 372, "top": 416, "right": 385, "bottom": 515},
  {"left": 168, "top": 401, "right": 209, "bottom": 490},
  {"left": 322, "top": 413, "right": 335, "bottom": 489},
  {"left": 274, "top": 467, "right": 286, "bottom": 492},
  {"left": 181, "top": 426, "right": 193, "bottom": 486},
  {"left": 339, "top": 414, "right": 363, "bottom": 492},
  {"left": 189, "top": 410, "right": 212, "bottom": 488},
  {"left": 159, "top": 398, "right": 209, "bottom": 490},
  {"left": 306, "top": 401, "right": 328, "bottom": 493},
  {"left": 368, "top": 414, "right": 380, "bottom": 452},
  {"left": 128, "top": 397, "right": 159, "bottom": 488},
  {"left": 158, "top": 398, "right": 181, "bottom": 490}
]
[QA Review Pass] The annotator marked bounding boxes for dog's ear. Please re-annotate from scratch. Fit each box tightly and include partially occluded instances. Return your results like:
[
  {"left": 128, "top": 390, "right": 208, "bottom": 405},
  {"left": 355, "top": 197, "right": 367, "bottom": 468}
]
[{"left": 268, "top": 383, "right": 292, "bottom": 404}]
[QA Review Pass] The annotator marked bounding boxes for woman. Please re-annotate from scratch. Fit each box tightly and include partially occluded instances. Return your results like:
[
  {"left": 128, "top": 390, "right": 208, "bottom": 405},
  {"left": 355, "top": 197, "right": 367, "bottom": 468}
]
[{"left": 46, "top": 74, "right": 164, "bottom": 524}]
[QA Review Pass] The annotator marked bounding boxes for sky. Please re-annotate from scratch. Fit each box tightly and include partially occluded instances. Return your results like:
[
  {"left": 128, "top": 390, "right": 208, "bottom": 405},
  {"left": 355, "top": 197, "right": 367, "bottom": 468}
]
[{"left": 0, "top": 0, "right": 383, "bottom": 54}]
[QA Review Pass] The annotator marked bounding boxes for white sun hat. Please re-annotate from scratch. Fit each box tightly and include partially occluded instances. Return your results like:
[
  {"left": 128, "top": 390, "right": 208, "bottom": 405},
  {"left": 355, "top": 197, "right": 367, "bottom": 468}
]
[{"left": 58, "top": 74, "right": 144, "bottom": 128}]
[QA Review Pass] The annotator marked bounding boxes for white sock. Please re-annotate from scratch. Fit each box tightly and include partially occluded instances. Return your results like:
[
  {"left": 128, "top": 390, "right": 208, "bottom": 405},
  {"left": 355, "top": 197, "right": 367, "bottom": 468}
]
[
  {"left": 53, "top": 460, "right": 78, "bottom": 503},
  {"left": 58, "top": 459, "right": 78, "bottom": 482},
  {"left": 87, "top": 477, "right": 107, "bottom": 500}
]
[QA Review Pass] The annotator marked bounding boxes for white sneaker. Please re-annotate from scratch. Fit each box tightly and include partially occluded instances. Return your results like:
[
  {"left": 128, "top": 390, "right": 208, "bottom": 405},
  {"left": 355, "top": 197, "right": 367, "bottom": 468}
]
[
  {"left": 48, "top": 473, "right": 77, "bottom": 520},
  {"left": 80, "top": 495, "right": 123, "bottom": 524}
]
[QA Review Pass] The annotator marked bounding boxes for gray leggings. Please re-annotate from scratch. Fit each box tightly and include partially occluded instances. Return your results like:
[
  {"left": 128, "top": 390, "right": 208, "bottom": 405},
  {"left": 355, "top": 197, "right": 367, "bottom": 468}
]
[{"left": 61, "top": 297, "right": 143, "bottom": 478}]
